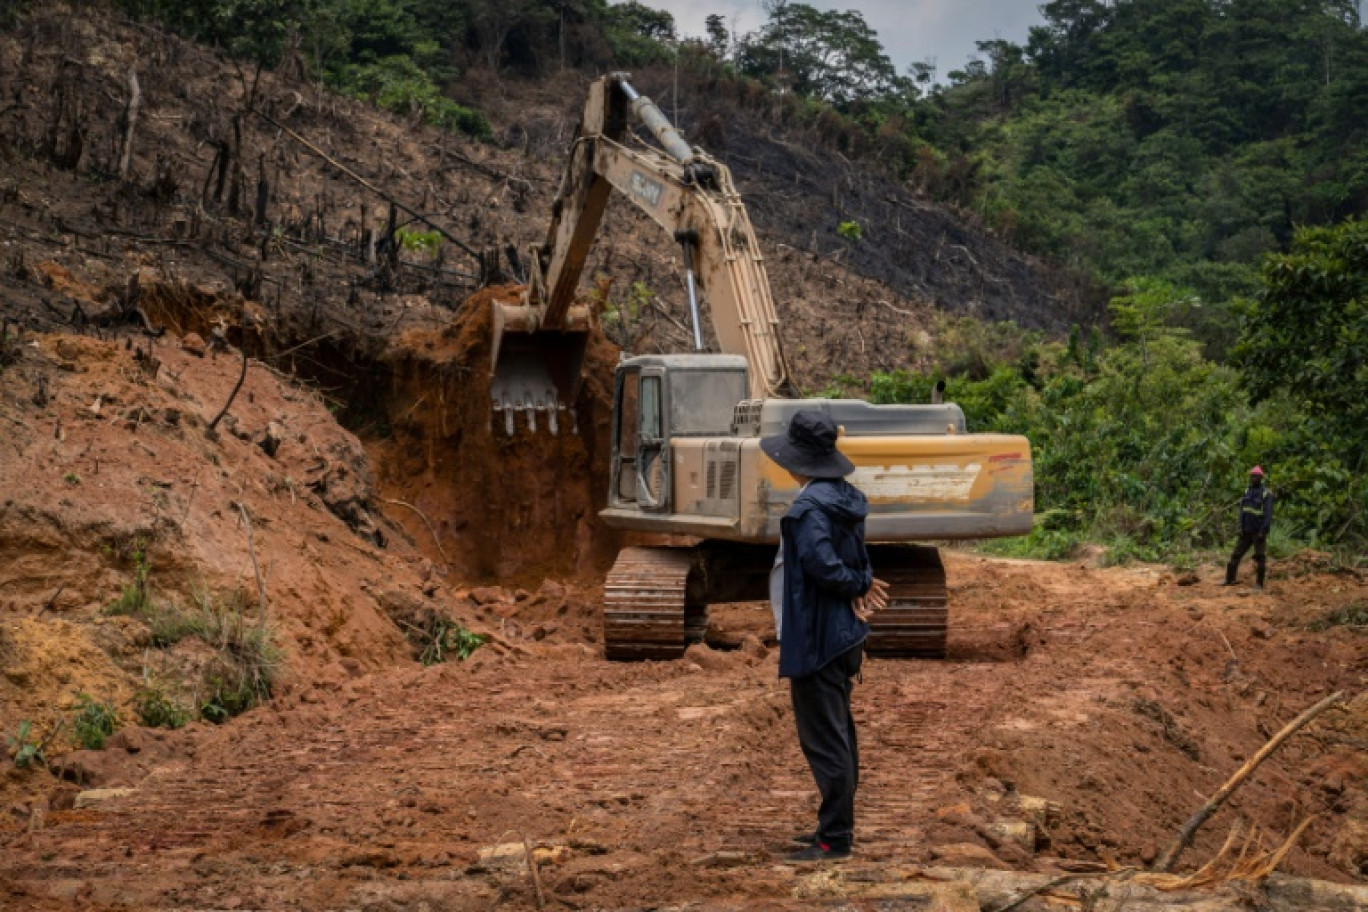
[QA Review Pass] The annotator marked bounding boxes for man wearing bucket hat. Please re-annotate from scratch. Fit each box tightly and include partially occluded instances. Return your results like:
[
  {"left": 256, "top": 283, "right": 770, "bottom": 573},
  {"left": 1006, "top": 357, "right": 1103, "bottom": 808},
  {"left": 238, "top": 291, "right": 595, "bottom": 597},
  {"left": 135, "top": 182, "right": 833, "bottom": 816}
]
[
  {"left": 1222, "top": 466, "right": 1273, "bottom": 591},
  {"left": 761, "top": 409, "right": 889, "bottom": 862}
]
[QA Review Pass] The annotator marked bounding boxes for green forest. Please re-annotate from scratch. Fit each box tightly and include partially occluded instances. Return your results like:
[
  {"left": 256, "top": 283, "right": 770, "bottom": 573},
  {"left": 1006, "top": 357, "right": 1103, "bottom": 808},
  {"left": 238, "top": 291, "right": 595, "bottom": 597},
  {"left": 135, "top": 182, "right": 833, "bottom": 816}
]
[{"left": 67, "top": 0, "right": 1368, "bottom": 561}]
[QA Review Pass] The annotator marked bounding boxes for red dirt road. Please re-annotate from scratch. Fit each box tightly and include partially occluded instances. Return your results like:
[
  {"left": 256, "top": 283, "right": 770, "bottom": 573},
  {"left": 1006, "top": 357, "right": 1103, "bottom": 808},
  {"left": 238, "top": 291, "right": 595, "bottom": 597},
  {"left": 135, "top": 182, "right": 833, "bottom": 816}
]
[{"left": 3, "top": 555, "right": 1365, "bottom": 910}]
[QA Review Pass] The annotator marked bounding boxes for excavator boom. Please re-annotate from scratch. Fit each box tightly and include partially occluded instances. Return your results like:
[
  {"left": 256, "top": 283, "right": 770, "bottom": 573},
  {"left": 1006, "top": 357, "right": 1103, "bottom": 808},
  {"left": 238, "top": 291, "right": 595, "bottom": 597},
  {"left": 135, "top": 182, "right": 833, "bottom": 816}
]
[{"left": 490, "top": 74, "right": 796, "bottom": 434}]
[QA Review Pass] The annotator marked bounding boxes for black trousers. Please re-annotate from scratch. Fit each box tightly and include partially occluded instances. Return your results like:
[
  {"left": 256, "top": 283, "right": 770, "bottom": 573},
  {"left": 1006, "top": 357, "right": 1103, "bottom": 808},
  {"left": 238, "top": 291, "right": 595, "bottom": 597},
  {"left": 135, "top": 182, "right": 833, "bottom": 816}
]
[
  {"left": 790, "top": 643, "right": 863, "bottom": 850},
  {"left": 1227, "top": 531, "right": 1267, "bottom": 583}
]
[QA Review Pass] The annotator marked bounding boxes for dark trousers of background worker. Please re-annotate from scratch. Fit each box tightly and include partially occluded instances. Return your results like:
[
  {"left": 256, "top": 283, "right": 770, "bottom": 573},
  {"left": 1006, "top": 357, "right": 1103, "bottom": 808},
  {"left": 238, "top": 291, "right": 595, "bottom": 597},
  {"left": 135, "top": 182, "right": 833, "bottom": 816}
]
[
  {"left": 1225, "top": 531, "right": 1267, "bottom": 586},
  {"left": 790, "top": 643, "right": 863, "bottom": 851}
]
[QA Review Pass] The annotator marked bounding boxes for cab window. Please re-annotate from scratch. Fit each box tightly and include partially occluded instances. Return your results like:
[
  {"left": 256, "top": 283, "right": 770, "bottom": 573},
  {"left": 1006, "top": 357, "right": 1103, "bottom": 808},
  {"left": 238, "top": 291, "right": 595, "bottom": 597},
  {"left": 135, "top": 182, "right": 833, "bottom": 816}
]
[
  {"left": 640, "top": 376, "right": 662, "bottom": 439},
  {"left": 618, "top": 372, "right": 640, "bottom": 454}
]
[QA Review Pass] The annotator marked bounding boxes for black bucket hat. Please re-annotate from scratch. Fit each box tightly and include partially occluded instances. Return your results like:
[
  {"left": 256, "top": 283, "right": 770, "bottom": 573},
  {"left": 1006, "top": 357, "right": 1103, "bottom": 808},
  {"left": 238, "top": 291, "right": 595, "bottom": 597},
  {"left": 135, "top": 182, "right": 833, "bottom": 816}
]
[{"left": 760, "top": 410, "right": 855, "bottom": 479}]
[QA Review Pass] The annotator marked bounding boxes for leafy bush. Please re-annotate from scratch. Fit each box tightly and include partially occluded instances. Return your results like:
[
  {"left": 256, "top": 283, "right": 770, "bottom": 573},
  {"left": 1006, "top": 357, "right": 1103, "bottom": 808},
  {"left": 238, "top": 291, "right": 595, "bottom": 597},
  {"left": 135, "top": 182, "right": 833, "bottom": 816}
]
[
  {"left": 395, "top": 227, "right": 441, "bottom": 256},
  {"left": 419, "top": 618, "right": 488, "bottom": 666},
  {"left": 71, "top": 693, "right": 119, "bottom": 750},
  {"left": 134, "top": 682, "right": 193, "bottom": 730},
  {"left": 862, "top": 252, "right": 1367, "bottom": 563},
  {"left": 837, "top": 220, "right": 864, "bottom": 241},
  {"left": 334, "top": 56, "right": 491, "bottom": 140}
]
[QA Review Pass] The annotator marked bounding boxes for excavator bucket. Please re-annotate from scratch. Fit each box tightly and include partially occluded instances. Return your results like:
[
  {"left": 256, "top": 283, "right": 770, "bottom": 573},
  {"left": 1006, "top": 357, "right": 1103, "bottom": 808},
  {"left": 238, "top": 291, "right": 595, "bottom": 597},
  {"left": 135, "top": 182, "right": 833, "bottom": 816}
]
[{"left": 489, "top": 299, "right": 591, "bottom": 437}]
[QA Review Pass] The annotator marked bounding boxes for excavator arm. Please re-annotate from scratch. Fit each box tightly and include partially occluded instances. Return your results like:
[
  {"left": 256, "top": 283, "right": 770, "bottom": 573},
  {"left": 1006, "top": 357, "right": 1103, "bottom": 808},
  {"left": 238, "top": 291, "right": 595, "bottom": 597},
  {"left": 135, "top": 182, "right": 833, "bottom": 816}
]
[{"left": 491, "top": 74, "right": 796, "bottom": 433}]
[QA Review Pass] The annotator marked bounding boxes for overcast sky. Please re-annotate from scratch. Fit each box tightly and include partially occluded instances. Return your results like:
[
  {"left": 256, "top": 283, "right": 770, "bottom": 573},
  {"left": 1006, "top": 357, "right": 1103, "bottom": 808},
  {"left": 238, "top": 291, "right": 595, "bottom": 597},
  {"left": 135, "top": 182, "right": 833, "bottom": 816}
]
[{"left": 636, "top": 1, "right": 1048, "bottom": 80}]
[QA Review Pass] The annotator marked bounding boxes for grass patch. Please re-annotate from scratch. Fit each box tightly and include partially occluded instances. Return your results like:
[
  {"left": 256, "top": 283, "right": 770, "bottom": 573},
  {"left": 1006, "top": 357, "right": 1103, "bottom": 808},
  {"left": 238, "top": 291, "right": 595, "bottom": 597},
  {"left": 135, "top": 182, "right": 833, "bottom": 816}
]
[
  {"left": 180, "top": 586, "right": 282, "bottom": 723},
  {"left": 1307, "top": 602, "right": 1368, "bottom": 632},
  {"left": 105, "top": 553, "right": 282, "bottom": 723},
  {"left": 71, "top": 693, "right": 119, "bottom": 750},
  {"left": 976, "top": 525, "right": 1082, "bottom": 562},
  {"left": 104, "top": 539, "right": 152, "bottom": 616}
]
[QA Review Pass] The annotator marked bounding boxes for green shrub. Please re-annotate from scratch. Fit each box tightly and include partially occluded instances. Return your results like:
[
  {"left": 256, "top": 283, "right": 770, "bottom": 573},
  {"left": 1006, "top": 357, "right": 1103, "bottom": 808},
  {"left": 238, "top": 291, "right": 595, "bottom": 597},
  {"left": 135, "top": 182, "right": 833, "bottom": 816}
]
[
  {"left": 420, "top": 618, "right": 488, "bottom": 666},
  {"left": 5, "top": 721, "right": 44, "bottom": 769},
  {"left": 333, "top": 56, "right": 492, "bottom": 140},
  {"left": 71, "top": 693, "right": 119, "bottom": 750},
  {"left": 395, "top": 227, "right": 441, "bottom": 256},
  {"left": 133, "top": 682, "right": 193, "bottom": 730},
  {"left": 837, "top": 220, "right": 864, "bottom": 241}
]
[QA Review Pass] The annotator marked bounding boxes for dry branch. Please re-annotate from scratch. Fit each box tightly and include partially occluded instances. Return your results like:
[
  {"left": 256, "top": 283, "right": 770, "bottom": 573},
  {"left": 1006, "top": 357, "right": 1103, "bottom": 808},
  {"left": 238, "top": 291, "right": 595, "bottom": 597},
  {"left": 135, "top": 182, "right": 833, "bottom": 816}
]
[
  {"left": 1152, "top": 690, "right": 1345, "bottom": 873},
  {"left": 207, "top": 341, "right": 248, "bottom": 433},
  {"left": 522, "top": 833, "right": 546, "bottom": 910},
  {"left": 384, "top": 498, "right": 450, "bottom": 572},
  {"left": 236, "top": 502, "right": 269, "bottom": 630},
  {"left": 873, "top": 299, "right": 918, "bottom": 319}
]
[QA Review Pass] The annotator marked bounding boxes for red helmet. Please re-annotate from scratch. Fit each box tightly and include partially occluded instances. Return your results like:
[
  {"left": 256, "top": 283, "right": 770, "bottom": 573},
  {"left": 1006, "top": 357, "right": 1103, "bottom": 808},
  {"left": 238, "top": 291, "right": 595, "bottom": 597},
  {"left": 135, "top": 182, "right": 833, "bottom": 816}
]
[{"left": 1249, "top": 465, "right": 1265, "bottom": 476}]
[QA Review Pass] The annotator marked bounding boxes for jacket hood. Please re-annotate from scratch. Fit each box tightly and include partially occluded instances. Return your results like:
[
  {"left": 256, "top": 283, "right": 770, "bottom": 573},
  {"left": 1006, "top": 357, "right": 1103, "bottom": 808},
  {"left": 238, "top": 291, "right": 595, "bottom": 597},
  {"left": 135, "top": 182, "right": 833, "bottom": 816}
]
[{"left": 793, "top": 478, "right": 869, "bottom": 523}]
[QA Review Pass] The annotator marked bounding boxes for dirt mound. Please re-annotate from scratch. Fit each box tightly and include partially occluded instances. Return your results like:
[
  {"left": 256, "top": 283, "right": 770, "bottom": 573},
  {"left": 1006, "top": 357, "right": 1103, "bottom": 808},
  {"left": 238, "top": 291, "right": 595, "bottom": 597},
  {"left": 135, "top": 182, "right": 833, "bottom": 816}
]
[
  {"left": 0, "top": 328, "right": 451, "bottom": 752},
  {"left": 367, "top": 284, "right": 623, "bottom": 583}
]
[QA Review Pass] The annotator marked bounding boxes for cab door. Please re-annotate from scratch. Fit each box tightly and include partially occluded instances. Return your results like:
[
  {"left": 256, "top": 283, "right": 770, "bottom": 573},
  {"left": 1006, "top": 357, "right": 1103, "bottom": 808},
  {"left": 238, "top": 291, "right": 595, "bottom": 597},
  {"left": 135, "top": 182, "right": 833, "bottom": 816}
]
[
  {"left": 610, "top": 367, "right": 640, "bottom": 507},
  {"left": 635, "top": 369, "right": 670, "bottom": 512}
]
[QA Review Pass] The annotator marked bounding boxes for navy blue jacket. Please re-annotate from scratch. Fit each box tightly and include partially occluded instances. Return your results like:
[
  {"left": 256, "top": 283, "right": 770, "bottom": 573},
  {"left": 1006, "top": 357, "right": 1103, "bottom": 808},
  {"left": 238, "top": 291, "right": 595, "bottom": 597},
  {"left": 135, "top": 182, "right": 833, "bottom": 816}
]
[
  {"left": 778, "top": 478, "right": 874, "bottom": 679},
  {"left": 1240, "top": 485, "right": 1273, "bottom": 535}
]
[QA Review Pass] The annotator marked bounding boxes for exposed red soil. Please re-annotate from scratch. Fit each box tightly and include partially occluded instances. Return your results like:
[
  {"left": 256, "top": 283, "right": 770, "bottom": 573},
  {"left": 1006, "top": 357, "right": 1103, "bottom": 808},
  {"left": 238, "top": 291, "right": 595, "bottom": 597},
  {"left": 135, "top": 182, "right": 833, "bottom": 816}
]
[
  {"left": 2, "top": 549, "right": 1365, "bottom": 909},
  {"left": 366, "top": 284, "right": 624, "bottom": 584}
]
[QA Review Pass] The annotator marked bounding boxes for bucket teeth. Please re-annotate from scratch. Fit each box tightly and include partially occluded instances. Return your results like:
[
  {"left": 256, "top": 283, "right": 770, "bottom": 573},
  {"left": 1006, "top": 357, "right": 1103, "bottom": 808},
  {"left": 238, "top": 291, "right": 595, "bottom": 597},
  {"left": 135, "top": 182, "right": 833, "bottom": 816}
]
[{"left": 490, "top": 394, "right": 570, "bottom": 437}]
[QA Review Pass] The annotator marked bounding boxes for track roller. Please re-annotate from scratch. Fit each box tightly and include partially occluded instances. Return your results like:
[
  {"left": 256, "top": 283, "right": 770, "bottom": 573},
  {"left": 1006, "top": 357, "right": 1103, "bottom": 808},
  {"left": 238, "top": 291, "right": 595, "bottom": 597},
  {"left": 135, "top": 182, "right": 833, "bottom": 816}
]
[
  {"left": 602, "top": 547, "right": 706, "bottom": 660},
  {"left": 865, "top": 545, "right": 947, "bottom": 658}
]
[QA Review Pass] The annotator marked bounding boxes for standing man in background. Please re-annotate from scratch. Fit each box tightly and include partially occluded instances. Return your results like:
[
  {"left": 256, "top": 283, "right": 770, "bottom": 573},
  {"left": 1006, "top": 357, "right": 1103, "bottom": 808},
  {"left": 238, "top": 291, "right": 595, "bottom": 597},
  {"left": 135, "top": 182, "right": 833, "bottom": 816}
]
[{"left": 1223, "top": 466, "right": 1273, "bottom": 591}]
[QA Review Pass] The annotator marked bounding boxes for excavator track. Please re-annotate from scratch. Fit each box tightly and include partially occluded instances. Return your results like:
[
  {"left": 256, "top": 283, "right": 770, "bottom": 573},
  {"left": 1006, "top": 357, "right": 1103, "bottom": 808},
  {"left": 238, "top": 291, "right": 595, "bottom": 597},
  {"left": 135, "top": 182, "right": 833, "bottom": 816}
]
[
  {"left": 603, "top": 547, "right": 705, "bottom": 661},
  {"left": 865, "top": 545, "right": 947, "bottom": 658}
]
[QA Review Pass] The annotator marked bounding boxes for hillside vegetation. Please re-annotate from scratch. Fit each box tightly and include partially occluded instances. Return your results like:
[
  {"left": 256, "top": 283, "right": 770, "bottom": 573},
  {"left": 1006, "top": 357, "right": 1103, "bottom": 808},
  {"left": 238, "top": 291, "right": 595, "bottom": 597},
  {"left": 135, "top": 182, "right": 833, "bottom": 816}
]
[{"left": 5, "top": 0, "right": 1367, "bottom": 558}]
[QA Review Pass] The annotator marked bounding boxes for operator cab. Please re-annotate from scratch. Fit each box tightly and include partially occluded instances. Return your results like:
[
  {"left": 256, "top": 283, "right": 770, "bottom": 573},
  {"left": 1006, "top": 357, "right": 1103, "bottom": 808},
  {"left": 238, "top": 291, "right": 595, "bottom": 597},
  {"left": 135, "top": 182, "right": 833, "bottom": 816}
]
[{"left": 609, "top": 354, "right": 748, "bottom": 513}]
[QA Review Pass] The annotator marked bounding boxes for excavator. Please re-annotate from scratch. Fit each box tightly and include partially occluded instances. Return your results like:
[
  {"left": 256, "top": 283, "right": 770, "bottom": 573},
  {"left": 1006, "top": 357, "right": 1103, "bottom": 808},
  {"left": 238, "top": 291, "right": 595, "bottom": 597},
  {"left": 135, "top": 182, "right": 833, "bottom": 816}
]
[{"left": 490, "top": 74, "right": 1034, "bottom": 660}]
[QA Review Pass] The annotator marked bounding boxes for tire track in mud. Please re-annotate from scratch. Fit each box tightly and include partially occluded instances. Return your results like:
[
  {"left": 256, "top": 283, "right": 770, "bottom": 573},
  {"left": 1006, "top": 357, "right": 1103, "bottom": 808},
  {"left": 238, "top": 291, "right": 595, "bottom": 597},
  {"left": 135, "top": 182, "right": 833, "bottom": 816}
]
[{"left": 4, "top": 653, "right": 1011, "bottom": 905}]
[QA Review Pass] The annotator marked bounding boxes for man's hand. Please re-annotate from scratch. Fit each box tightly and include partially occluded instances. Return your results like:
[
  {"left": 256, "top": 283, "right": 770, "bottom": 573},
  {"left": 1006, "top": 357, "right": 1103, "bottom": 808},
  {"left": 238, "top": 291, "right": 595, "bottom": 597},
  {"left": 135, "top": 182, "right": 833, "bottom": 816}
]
[{"left": 852, "top": 578, "right": 891, "bottom": 623}]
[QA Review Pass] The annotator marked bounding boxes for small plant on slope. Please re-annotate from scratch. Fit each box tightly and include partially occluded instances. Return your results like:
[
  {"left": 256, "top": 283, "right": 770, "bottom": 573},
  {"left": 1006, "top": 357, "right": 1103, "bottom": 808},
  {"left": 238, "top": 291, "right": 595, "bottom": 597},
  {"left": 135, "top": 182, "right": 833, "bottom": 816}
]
[
  {"left": 6, "top": 721, "right": 46, "bottom": 769},
  {"left": 71, "top": 693, "right": 119, "bottom": 750}
]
